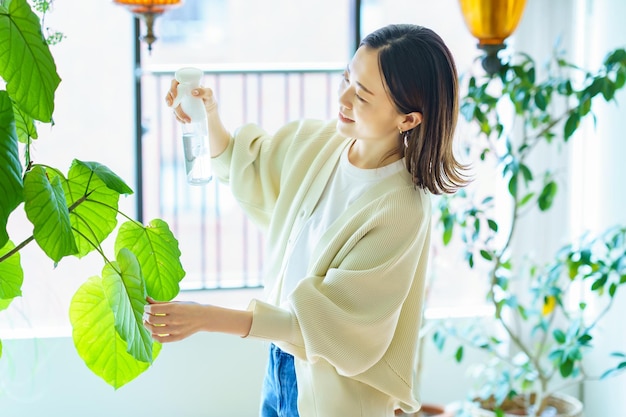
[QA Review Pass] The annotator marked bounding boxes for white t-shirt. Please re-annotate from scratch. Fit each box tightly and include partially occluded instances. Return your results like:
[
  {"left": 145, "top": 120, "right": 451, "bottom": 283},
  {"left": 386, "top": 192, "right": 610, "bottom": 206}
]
[{"left": 281, "top": 142, "right": 406, "bottom": 301}]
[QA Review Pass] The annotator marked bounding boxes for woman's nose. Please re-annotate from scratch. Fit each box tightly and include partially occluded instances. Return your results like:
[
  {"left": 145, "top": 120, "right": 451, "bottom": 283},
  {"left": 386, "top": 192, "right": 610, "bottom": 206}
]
[{"left": 338, "top": 85, "right": 353, "bottom": 109}]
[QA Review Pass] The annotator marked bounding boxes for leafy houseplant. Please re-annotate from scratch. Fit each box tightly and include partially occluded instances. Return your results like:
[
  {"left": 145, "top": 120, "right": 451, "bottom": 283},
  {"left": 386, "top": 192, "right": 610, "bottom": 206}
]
[
  {"left": 0, "top": 0, "right": 185, "bottom": 388},
  {"left": 432, "top": 46, "right": 626, "bottom": 416}
]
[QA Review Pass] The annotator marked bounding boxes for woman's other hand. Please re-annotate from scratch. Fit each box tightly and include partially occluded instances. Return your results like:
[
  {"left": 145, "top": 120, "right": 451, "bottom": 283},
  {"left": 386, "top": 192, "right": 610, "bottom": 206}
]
[
  {"left": 165, "top": 79, "right": 218, "bottom": 123},
  {"left": 143, "top": 296, "right": 253, "bottom": 343},
  {"left": 143, "top": 296, "right": 209, "bottom": 343}
]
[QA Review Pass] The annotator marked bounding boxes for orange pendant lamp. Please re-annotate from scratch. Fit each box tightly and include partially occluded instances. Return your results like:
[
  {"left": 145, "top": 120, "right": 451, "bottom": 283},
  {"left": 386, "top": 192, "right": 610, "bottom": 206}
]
[
  {"left": 458, "top": 0, "right": 527, "bottom": 74},
  {"left": 113, "top": 0, "right": 183, "bottom": 52}
]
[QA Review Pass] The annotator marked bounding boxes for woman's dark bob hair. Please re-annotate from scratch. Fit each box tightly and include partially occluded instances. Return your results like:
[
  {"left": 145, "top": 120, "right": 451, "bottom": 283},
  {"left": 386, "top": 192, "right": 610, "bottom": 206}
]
[{"left": 361, "top": 24, "right": 469, "bottom": 194}]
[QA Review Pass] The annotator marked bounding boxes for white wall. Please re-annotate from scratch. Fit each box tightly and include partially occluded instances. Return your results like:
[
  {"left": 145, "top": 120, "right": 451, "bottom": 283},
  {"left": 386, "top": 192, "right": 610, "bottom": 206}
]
[
  {"left": 514, "top": 1, "right": 626, "bottom": 415},
  {"left": 573, "top": 0, "right": 626, "bottom": 414},
  {"left": 517, "top": 0, "right": 626, "bottom": 415},
  {"left": 1, "top": 333, "right": 267, "bottom": 417},
  {"left": 0, "top": 319, "right": 485, "bottom": 417}
]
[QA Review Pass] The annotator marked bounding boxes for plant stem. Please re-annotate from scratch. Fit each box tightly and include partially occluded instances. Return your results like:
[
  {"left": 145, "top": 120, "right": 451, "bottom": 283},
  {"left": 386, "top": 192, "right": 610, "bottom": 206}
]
[
  {"left": 519, "top": 107, "right": 574, "bottom": 160},
  {"left": 0, "top": 235, "right": 35, "bottom": 263},
  {"left": 71, "top": 227, "right": 111, "bottom": 265}
]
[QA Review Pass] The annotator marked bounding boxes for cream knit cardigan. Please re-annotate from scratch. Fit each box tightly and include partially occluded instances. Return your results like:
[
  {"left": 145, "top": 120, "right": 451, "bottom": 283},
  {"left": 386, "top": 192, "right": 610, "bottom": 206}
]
[{"left": 212, "top": 119, "right": 431, "bottom": 417}]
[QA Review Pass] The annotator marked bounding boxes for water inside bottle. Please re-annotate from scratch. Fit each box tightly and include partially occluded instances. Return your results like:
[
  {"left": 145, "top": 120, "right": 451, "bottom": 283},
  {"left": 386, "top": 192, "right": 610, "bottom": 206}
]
[{"left": 182, "top": 132, "right": 212, "bottom": 185}]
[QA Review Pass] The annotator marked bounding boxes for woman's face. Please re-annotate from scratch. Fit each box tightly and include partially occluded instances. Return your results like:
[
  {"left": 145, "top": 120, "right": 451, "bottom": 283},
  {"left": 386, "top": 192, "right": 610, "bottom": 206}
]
[{"left": 336, "top": 46, "right": 404, "bottom": 149}]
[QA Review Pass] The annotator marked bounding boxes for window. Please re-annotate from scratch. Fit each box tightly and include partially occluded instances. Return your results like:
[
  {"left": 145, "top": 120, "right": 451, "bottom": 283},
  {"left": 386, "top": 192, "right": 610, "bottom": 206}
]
[
  {"left": 140, "top": 0, "right": 491, "bottom": 313},
  {"left": 0, "top": 0, "right": 491, "bottom": 338}
]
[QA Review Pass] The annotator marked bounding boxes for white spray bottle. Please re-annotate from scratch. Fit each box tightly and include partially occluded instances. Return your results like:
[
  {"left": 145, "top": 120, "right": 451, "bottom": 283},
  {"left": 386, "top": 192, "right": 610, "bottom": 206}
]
[{"left": 173, "top": 67, "right": 212, "bottom": 185}]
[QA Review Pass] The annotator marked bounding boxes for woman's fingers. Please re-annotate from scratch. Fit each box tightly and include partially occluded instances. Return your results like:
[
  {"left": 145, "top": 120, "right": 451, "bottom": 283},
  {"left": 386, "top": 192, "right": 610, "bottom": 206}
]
[
  {"left": 165, "top": 77, "right": 216, "bottom": 118},
  {"left": 143, "top": 309, "right": 174, "bottom": 341},
  {"left": 165, "top": 79, "right": 179, "bottom": 107},
  {"left": 143, "top": 300, "right": 203, "bottom": 343},
  {"left": 192, "top": 87, "right": 218, "bottom": 112}
]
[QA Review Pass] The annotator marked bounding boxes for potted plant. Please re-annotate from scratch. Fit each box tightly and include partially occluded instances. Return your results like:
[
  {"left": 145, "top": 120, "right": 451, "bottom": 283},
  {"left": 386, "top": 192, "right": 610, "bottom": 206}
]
[
  {"left": 431, "top": 44, "right": 626, "bottom": 416},
  {"left": 0, "top": 0, "right": 184, "bottom": 388}
]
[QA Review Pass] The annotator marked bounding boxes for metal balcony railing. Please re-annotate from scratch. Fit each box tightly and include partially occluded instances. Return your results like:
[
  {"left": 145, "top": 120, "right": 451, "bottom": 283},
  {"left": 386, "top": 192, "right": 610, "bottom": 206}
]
[{"left": 139, "top": 64, "right": 344, "bottom": 290}]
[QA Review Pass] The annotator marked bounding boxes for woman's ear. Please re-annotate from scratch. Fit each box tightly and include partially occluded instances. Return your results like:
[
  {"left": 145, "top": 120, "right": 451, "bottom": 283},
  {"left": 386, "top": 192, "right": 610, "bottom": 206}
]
[{"left": 399, "top": 112, "right": 423, "bottom": 132}]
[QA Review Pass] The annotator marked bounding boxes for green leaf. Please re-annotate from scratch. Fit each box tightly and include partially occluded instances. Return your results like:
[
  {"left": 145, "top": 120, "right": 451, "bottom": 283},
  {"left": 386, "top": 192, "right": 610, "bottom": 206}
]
[
  {"left": 601, "top": 361, "right": 626, "bottom": 379},
  {"left": 455, "top": 345, "right": 464, "bottom": 362},
  {"left": 69, "top": 275, "right": 161, "bottom": 389},
  {"left": 564, "top": 112, "right": 580, "bottom": 141},
  {"left": 0, "top": 0, "right": 61, "bottom": 122},
  {"left": 480, "top": 249, "right": 493, "bottom": 261},
  {"left": 55, "top": 159, "right": 121, "bottom": 258},
  {"left": 534, "top": 90, "right": 547, "bottom": 110},
  {"left": 538, "top": 181, "right": 558, "bottom": 211},
  {"left": 560, "top": 358, "right": 574, "bottom": 377},
  {"left": 591, "top": 274, "right": 608, "bottom": 291},
  {"left": 616, "top": 71, "right": 626, "bottom": 90},
  {"left": 487, "top": 219, "right": 498, "bottom": 232},
  {"left": 23, "top": 165, "right": 78, "bottom": 262},
  {"left": 519, "top": 164, "right": 533, "bottom": 184},
  {"left": 578, "top": 334, "right": 592, "bottom": 345},
  {"left": 601, "top": 79, "right": 615, "bottom": 101},
  {"left": 73, "top": 160, "right": 133, "bottom": 195},
  {"left": 558, "top": 79, "right": 573, "bottom": 95},
  {"left": 442, "top": 214, "right": 454, "bottom": 245},
  {"left": 548, "top": 348, "right": 563, "bottom": 362},
  {"left": 102, "top": 248, "right": 153, "bottom": 363},
  {"left": 115, "top": 219, "right": 185, "bottom": 301},
  {"left": 518, "top": 192, "right": 535, "bottom": 208},
  {"left": 442, "top": 224, "right": 453, "bottom": 245},
  {"left": 460, "top": 101, "right": 476, "bottom": 122},
  {"left": 0, "top": 91, "right": 24, "bottom": 249},
  {"left": 508, "top": 173, "right": 518, "bottom": 197},
  {"left": 432, "top": 330, "right": 445, "bottom": 351},
  {"left": 468, "top": 253, "right": 474, "bottom": 268},
  {"left": 0, "top": 240, "right": 23, "bottom": 299},
  {"left": 553, "top": 329, "right": 566, "bottom": 344}
]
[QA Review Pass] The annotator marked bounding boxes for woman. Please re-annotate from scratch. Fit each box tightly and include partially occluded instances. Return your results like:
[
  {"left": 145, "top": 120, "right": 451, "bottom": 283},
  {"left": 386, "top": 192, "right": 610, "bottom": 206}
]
[{"left": 143, "top": 24, "right": 467, "bottom": 417}]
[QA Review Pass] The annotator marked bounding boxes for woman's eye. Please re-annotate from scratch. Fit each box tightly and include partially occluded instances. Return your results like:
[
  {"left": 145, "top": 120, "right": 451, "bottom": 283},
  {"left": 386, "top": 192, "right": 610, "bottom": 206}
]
[{"left": 355, "top": 93, "right": 365, "bottom": 102}]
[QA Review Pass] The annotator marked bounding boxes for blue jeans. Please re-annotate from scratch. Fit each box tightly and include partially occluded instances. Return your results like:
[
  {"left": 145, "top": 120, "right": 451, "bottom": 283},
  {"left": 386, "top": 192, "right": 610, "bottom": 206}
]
[{"left": 260, "top": 344, "right": 299, "bottom": 417}]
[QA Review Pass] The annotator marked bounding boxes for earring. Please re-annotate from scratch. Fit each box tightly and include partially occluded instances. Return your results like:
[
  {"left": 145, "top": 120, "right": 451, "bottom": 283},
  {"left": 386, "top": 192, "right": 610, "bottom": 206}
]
[{"left": 399, "top": 127, "right": 409, "bottom": 148}]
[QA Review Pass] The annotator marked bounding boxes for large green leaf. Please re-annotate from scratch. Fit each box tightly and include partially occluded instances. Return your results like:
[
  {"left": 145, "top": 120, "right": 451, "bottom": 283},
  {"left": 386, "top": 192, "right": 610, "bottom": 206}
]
[
  {"left": 0, "top": 91, "right": 23, "bottom": 249},
  {"left": 115, "top": 219, "right": 185, "bottom": 301},
  {"left": 52, "top": 159, "right": 120, "bottom": 258},
  {"left": 73, "top": 161, "right": 133, "bottom": 196},
  {"left": 0, "top": 0, "right": 60, "bottom": 122},
  {"left": 0, "top": 240, "right": 22, "bottom": 299},
  {"left": 70, "top": 275, "right": 161, "bottom": 389},
  {"left": 23, "top": 165, "right": 78, "bottom": 262},
  {"left": 102, "top": 248, "right": 153, "bottom": 363}
]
